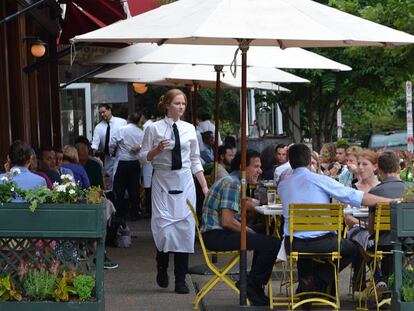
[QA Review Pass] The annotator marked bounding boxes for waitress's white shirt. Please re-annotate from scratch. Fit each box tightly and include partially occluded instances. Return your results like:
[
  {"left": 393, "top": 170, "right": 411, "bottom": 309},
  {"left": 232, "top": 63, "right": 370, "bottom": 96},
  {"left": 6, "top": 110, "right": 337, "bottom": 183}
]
[{"left": 140, "top": 117, "right": 203, "bottom": 174}]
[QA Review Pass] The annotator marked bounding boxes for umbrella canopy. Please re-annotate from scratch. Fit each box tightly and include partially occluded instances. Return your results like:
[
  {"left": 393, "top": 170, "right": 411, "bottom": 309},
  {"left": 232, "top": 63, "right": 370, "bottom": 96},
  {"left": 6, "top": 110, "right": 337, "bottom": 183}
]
[
  {"left": 94, "top": 70, "right": 291, "bottom": 92},
  {"left": 72, "top": 0, "right": 414, "bottom": 47},
  {"left": 94, "top": 63, "right": 309, "bottom": 85},
  {"left": 93, "top": 43, "right": 351, "bottom": 71}
]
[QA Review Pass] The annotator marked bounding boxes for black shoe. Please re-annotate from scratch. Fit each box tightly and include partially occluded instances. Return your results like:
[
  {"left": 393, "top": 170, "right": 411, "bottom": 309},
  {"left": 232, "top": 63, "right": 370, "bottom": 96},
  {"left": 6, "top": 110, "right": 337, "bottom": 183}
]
[
  {"left": 296, "top": 276, "right": 315, "bottom": 311},
  {"left": 174, "top": 281, "right": 190, "bottom": 294},
  {"left": 103, "top": 255, "right": 119, "bottom": 269},
  {"left": 236, "top": 279, "right": 268, "bottom": 306},
  {"left": 156, "top": 269, "right": 169, "bottom": 288}
]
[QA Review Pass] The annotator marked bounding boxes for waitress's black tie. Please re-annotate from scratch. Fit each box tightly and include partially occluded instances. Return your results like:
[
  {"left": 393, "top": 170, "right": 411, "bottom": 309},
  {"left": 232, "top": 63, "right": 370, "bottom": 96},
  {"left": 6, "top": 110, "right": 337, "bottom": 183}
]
[{"left": 171, "top": 123, "right": 182, "bottom": 170}]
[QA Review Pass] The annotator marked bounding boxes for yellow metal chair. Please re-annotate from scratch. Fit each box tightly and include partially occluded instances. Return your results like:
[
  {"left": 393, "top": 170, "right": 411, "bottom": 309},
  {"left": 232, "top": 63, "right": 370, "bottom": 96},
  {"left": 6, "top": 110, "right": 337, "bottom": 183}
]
[
  {"left": 288, "top": 203, "right": 344, "bottom": 310},
  {"left": 357, "top": 203, "right": 392, "bottom": 311},
  {"left": 186, "top": 200, "right": 242, "bottom": 310}
]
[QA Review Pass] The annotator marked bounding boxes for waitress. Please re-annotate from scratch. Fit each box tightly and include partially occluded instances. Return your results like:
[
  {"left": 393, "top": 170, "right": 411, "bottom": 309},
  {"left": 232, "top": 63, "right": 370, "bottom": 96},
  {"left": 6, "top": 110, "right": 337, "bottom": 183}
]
[{"left": 140, "top": 89, "right": 208, "bottom": 294}]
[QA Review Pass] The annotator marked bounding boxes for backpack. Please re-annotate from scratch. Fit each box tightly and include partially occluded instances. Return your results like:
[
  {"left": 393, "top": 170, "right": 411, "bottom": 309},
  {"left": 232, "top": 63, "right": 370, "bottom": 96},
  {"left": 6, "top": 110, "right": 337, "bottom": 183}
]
[{"left": 116, "top": 223, "right": 132, "bottom": 248}]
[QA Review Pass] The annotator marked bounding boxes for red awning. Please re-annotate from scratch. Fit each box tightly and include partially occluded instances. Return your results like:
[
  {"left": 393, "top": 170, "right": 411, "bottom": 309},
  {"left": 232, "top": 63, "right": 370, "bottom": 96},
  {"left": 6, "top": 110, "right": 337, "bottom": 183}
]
[{"left": 58, "top": 0, "right": 160, "bottom": 45}]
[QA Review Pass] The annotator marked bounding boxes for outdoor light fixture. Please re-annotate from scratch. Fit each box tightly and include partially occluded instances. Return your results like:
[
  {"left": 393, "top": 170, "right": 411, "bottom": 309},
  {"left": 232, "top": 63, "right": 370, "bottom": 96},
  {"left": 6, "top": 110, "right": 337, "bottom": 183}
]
[
  {"left": 132, "top": 82, "right": 148, "bottom": 94},
  {"left": 24, "top": 37, "right": 47, "bottom": 58}
]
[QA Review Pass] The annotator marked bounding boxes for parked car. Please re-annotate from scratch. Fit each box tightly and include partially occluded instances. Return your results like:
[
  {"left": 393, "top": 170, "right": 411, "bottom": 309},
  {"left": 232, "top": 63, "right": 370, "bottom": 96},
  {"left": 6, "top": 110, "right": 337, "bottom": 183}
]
[{"left": 367, "top": 130, "right": 408, "bottom": 150}]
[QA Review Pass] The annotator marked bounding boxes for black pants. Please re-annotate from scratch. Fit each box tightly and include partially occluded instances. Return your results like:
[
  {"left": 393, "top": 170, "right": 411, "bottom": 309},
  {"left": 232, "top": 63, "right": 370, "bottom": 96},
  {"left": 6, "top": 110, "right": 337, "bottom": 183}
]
[
  {"left": 156, "top": 250, "right": 188, "bottom": 283},
  {"left": 285, "top": 233, "right": 360, "bottom": 286},
  {"left": 113, "top": 160, "right": 141, "bottom": 220},
  {"left": 202, "top": 226, "right": 281, "bottom": 286},
  {"left": 144, "top": 187, "right": 152, "bottom": 215}
]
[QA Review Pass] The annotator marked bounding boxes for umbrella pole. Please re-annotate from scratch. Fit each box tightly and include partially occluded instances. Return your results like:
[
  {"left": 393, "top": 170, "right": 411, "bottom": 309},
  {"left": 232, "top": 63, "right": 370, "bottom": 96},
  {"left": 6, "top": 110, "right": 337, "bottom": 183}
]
[
  {"left": 238, "top": 39, "right": 251, "bottom": 306},
  {"left": 213, "top": 65, "right": 223, "bottom": 182}
]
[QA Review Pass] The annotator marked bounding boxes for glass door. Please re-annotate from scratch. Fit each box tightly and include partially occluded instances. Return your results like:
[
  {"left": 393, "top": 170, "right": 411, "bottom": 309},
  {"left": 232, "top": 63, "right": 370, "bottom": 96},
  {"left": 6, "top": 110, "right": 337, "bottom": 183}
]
[{"left": 59, "top": 83, "right": 92, "bottom": 146}]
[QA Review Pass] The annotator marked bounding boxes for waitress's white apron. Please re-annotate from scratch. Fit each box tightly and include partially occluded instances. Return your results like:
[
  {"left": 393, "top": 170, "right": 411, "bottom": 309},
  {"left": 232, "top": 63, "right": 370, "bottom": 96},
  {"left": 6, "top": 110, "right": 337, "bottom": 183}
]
[{"left": 151, "top": 168, "right": 196, "bottom": 253}]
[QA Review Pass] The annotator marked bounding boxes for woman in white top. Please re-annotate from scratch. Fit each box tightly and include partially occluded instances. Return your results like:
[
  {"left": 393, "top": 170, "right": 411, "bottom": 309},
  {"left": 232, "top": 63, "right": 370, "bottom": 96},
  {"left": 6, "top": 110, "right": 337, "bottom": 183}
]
[{"left": 141, "top": 89, "right": 208, "bottom": 294}]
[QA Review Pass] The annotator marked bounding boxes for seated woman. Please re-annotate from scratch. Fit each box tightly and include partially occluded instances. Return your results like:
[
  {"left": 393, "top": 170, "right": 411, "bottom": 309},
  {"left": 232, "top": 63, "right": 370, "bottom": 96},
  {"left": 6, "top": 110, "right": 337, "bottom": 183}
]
[
  {"left": 61, "top": 145, "right": 91, "bottom": 189},
  {"left": 345, "top": 149, "right": 379, "bottom": 229},
  {"left": 319, "top": 143, "right": 337, "bottom": 176}
]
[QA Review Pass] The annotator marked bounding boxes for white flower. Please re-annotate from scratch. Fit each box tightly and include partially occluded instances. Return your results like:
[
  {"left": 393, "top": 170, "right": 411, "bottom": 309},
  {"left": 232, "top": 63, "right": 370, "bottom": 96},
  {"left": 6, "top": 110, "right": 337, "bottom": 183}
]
[
  {"left": 68, "top": 189, "right": 76, "bottom": 195},
  {"left": 10, "top": 187, "right": 14, "bottom": 192},
  {"left": 56, "top": 185, "right": 67, "bottom": 192},
  {"left": 53, "top": 182, "right": 59, "bottom": 187},
  {"left": 60, "top": 174, "right": 74, "bottom": 182},
  {"left": 1, "top": 176, "right": 9, "bottom": 182},
  {"left": 10, "top": 167, "right": 21, "bottom": 175}
]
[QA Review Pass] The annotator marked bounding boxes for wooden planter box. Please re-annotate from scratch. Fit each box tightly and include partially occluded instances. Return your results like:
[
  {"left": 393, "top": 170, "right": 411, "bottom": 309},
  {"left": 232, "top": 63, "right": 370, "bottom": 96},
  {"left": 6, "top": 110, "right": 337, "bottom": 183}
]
[
  {"left": 0, "top": 203, "right": 106, "bottom": 311},
  {"left": 391, "top": 202, "right": 414, "bottom": 310}
]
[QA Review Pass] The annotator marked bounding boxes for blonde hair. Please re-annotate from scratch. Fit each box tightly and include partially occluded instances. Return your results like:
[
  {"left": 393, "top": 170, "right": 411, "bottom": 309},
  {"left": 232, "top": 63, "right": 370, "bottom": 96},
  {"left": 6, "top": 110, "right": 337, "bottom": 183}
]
[
  {"left": 63, "top": 145, "right": 79, "bottom": 163},
  {"left": 358, "top": 148, "right": 378, "bottom": 165},
  {"left": 320, "top": 143, "right": 336, "bottom": 163},
  {"left": 158, "top": 89, "right": 187, "bottom": 114},
  {"left": 311, "top": 151, "right": 320, "bottom": 173},
  {"left": 346, "top": 146, "right": 362, "bottom": 159}
]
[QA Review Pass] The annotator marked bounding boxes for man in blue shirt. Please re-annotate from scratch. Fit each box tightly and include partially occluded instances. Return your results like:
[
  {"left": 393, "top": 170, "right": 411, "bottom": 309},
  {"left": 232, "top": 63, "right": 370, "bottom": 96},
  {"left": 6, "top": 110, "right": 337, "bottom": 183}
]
[
  {"left": 201, "top": 149, "right": 281, "bottom": 306},
  {"left": 1, "top": 140, "right": 46, "bottom": 201},
  {"left": 278, "top": 144, "right": 394, "bottom": 295}
]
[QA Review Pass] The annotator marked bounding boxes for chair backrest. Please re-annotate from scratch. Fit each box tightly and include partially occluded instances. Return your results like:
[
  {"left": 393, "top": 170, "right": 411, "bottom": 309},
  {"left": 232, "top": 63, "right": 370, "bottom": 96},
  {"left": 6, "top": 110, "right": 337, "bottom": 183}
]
[
  {"left": 288, "top": 203, "right": 344, "bottom": 242},
  {"left": 186, "top": 199, "right": 211, "bottom": 261},
  {"left": 367, "top": 203, "right": 391, "bottom": 248},
  {"left": 374, "top": 203, "right": 391, "bottom": 232}
]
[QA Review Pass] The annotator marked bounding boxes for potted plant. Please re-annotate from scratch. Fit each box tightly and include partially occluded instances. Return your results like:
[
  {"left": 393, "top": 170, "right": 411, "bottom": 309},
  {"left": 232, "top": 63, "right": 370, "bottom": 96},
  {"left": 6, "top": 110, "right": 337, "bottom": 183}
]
[
  {"left": 0, "top": 170, "right": 105, "bottom": 311},
  {"left": 391, "top": 198, "right": 414, "bottom": 311}
]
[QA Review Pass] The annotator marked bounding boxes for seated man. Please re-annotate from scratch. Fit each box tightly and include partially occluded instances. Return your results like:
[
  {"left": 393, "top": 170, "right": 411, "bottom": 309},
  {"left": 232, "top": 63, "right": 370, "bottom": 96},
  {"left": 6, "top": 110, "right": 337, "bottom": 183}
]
[
  {"left": 1, "top": 140, "right": 46, "bottom": 200},
  {"left": 200, "top": 131, "right": 215, "bottom": 164},
  {"left": 367, "top": 151, "right": 408, "bottom": 287},
  {"left": 278, "top": 144, "right": 394, "bottom": 294},
  {"left": 201, "top": 149, "right": 281, "bottom": 306},
  {"left": 215, "top": 144, "right": 234, "bottom": 180},
  {"left": 38, "top": 147, "right": 61, "bottom": 184}
]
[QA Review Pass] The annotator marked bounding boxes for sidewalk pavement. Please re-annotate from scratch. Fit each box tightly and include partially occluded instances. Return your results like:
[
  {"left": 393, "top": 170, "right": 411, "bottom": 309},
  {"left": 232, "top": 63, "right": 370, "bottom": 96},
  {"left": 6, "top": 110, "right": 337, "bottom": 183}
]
[{"left": 105, "top": 219, "right": 360, "bottom": 310}]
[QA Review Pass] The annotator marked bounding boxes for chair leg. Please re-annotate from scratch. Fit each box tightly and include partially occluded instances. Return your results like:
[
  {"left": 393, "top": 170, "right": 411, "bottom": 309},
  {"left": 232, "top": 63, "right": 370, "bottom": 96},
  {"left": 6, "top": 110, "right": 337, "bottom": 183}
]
[
  {"left": 192, "top": 255, "right": 240, "bottom": 309},
  {"left": 290, "top": 256, "right": 295, "bottom": 310}
]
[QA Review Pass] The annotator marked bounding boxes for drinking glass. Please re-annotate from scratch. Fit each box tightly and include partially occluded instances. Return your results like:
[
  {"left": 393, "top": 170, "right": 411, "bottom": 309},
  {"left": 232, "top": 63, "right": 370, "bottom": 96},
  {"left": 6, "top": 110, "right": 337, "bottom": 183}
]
[{"left": 267, "top": 189, "right": 277, "bottom": 206}]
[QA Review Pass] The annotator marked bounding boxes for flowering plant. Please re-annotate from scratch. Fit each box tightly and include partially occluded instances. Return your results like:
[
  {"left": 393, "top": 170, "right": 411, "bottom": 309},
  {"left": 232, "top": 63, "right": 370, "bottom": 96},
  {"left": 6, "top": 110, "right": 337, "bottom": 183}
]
[
  {"left": 0, "top": 168, "right": 24, "bottom": 203},
  {"left": 1, "top": 170, "right": 102, "bottom": 212}
]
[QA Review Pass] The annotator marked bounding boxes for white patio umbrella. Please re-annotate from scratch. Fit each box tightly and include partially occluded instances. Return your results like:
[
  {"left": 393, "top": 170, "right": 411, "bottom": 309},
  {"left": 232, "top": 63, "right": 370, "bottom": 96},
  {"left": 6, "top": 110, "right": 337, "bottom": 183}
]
[
  {"left": 93, "top": 43, "right": 352, "bottom": 71},
  {"left": 72, "top": 0, "right": 414, "bottom": 305},
  {"left": 94, "top": 63, "right": 293, "bottom": 91},
  {"left": 72, "top": 0, "right": 414, "bottom": 47}
]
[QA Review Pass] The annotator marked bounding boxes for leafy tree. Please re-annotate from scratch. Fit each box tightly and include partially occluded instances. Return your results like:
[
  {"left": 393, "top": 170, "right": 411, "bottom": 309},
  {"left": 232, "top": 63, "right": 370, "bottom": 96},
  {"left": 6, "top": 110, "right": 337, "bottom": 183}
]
[{"left": 263, "top": 0, "right": 413, "bottom": 150}]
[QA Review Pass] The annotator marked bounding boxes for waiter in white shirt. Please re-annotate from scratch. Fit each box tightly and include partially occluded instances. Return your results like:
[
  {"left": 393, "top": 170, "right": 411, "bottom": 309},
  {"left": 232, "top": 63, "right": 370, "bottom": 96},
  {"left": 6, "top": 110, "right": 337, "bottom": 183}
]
[
  {"left": 140, "top": 89, "right": 208, "bottom": 295},
  {"left": 91, "top": 104, "right": 127, "bottom": 191},
  {"left": 196, "top": 113, "right": 222, "bottom": 152},
  {"left": 139, "top": 111, "right": 154, "bottom": 216},
  {"left": 109, "top": 112, "right": 144, "bottom": 221}
]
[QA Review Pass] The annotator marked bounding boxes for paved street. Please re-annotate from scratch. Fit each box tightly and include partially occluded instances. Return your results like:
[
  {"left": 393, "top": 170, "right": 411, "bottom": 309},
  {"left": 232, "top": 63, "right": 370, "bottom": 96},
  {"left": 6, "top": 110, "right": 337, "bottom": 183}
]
[{"left": 105, "top": 219, "right": 362, "bottom": 311}]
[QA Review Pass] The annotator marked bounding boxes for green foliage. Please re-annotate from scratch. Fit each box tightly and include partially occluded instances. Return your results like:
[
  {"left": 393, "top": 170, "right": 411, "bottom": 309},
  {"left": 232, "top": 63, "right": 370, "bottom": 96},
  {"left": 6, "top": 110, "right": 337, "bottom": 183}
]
[
  {"left": 0, "top": 169, "right": 25, "bottom": 204},
  {"left": 86, "top": 186, "right": 103, "bottom": 204},
  {"left": 24, "top": 186, "right": 53, "bottom": 213},
  {"left": 401, "top": 285, "right": 414, "bottom": 302},
  {"left": 1, "top": 171, "right": 102, "bottom": 212},
  {"left": 23, "top": 269, "right": 57, "bottom": 300},
  {"left": 73, "top": 275, "right": 95, "bottom": 301},
  {"left": 0, "top": 275, "right": 22, "bottom": 301},
  {"left": 388, "top": 264, "right": 414, "bottom": 302},
  {"left": 269, "top": 0, "right": 414, "bottom": 149},
  {"left": 53, "top": 274, "right": 76, "bottom": 302}
]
